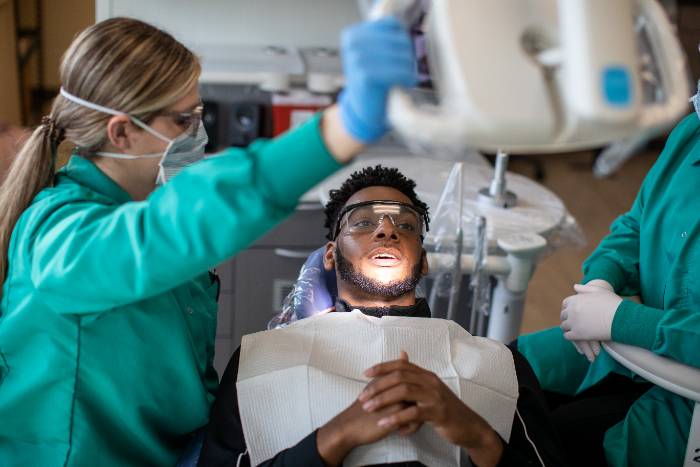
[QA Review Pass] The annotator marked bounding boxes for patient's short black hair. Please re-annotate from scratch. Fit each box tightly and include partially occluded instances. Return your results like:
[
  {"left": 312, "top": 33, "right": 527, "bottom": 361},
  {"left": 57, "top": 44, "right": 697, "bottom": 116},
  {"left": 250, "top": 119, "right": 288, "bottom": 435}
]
[{"left": 324, "top": 165, "right": 430, "bottom": 240}]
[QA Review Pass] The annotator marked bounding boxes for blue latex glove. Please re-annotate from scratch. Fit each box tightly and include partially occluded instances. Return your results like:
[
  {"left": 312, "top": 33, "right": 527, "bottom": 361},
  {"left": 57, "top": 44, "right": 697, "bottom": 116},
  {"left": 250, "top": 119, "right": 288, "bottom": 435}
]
[{"left": 339, "top": 17, "right": 417, "bottom": 143}]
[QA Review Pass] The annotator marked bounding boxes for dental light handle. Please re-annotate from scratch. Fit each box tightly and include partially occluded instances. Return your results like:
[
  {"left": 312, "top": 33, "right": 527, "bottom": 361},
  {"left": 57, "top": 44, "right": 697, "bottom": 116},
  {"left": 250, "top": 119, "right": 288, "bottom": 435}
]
[
  {"left": 367, "top": 0, "right": 468, "bottom": 145},
  {"left": 558, "top": 0, "right": 639, "bottom": 125},
  {"left": 560, "top": 0, "right": 688, "bottom": 129}
]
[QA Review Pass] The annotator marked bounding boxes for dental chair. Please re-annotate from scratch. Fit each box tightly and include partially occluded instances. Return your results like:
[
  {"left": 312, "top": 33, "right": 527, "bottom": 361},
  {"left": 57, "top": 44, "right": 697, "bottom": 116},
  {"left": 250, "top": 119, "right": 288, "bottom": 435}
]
[
  {"left": 268, "top": 246, "right": 338, "bottom": 327},
  {"left": 602, "top": 342, "right": 700, "bottom": 467}
]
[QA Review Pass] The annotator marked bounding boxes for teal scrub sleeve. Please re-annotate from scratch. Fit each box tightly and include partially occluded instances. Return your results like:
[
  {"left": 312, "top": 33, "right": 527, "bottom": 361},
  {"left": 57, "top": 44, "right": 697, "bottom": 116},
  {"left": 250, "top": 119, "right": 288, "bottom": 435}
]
[
  {"left": 582, "top": 193, "right": 643, "bottom": 297},
  {"left": 28, "top": 115, "right": 341, "bottom": 314},
  {"left": 612, "top": 300, "right": 700, "bottom": 369}
]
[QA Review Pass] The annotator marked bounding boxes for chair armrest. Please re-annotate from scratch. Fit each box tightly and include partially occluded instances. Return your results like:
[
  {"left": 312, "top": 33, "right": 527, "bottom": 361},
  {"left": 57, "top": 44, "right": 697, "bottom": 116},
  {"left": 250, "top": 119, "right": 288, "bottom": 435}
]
[{"left": 602, "top": 342, "right": 700, "bottom": 403}]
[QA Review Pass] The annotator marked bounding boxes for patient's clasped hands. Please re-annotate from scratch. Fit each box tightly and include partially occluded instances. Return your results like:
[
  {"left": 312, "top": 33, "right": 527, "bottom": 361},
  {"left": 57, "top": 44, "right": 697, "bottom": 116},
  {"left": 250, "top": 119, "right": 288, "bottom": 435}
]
[
  {"left": 560, "top": 280, "right": 623, "bottom": 362},
  {"left": 317, "top": 352, "right": 504, "bottom": 467}
]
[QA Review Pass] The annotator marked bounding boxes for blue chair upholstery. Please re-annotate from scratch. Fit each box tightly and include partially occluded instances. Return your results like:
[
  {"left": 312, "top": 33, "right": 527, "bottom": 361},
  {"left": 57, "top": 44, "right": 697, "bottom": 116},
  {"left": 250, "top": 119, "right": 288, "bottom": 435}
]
[{"left": 292, "top": 246, "right": 338, "bottom": 320}]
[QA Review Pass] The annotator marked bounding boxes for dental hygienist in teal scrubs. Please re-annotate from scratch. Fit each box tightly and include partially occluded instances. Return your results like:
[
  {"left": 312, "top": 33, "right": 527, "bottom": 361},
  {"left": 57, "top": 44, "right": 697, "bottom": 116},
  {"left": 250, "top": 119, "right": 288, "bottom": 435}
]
[
  {"left": 519, "top": 108, "right": 700, "bottom": 467},
  {"left": 0, "top": 16, "right": 417, "bottom": 466}
]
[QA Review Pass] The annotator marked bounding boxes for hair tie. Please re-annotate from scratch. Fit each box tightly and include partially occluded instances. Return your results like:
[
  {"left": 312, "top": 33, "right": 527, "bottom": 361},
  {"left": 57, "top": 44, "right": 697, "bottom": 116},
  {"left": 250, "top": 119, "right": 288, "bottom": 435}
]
[
  {"left": 39, "top": 116, "right": 63, "bottom": 184},
  {"left": 40, "top": 115, "right": 65, "bottom": 145}
]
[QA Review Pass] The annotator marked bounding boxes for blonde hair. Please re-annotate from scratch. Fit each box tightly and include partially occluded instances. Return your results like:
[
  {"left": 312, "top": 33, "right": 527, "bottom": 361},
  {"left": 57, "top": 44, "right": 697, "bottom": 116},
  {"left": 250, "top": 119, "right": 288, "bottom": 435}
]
[{"left": 0, "top": 17, "right": 200, "bottom": 292}]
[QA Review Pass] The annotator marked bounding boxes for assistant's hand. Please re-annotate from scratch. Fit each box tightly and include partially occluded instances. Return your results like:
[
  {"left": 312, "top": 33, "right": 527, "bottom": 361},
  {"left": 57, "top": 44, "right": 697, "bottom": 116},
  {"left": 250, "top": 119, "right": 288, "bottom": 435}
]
[
  {"left": 561, "top": 284, "right": 622, "bottom": 342},
  {"left": 584, "top": 279, "right": 614, "bottom": 292},
  {"left": 358, "top": 352, "right": 503, "bottom": 467},
  {"left": 567, "top": 279, "right": 614, "bottom": 361},
  {"left": 339, "top": 17, "right": 417, "bottom": 143},
  {"left": 571, "top": 340, "right": 602, "bottom": 363},
  {"left": 316, "top": 397, "right": 407, "bottom": 466}
]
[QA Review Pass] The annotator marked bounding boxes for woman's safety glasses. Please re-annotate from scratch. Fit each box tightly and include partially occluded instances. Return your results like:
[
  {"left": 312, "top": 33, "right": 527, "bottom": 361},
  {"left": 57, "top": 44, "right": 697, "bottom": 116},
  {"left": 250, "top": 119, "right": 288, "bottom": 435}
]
[
  {"left": 156, "top": 103, "right": 204, "bottom": 137},
  {"left": 333, "top": 201, "right": 428, "bottom": 240}
]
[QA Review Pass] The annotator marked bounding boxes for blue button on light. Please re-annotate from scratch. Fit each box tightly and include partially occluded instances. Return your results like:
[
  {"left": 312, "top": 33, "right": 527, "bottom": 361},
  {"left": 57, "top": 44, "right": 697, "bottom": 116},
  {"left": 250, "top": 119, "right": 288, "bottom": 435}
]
[{"left": 602, "top": 66, "right": 632, "bottom": 107}]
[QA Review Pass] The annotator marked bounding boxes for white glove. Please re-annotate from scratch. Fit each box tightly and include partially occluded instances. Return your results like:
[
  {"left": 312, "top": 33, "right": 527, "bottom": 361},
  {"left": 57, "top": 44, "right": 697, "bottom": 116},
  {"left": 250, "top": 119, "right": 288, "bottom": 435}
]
[
  {"left": 571, "top": 340, "right": 602, "bottom": 363},
  {"left": 584, "top": 279, "right": 614, "bottom": 292},
  {"left": 560, "top": 284, "right": 623, "bottom": 341},
  {"left": 569, "top": 280, "right": 612, "bottom": 361}
]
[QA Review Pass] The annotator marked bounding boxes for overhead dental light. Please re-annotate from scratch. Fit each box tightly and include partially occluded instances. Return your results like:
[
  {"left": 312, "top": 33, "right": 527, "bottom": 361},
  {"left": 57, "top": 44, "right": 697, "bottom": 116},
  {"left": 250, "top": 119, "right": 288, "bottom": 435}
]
[{"left": 372, "top": 0, "right": 690, "bottom": 155}]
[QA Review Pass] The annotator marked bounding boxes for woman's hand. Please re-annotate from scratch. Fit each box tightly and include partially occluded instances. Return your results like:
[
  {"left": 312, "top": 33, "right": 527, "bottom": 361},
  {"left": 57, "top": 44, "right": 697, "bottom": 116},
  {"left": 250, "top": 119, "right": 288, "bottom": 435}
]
[
  {"left": 358, "top": 352, "right": 504, "bottom": 467},
  {"left": 338, "top": 17, "right": 417, "bottom": 144},
  {"left": 565, "top": 279, "right": 616, "bottom": 362},
  {"left": 584, "top": 279, "right": 614, "bottom": 292},
  {"left": 322, "top": 17, "right": 417, "bottom": 163},
  {"left": 560, "top": 283, "right": 622, "bottom": 342}
]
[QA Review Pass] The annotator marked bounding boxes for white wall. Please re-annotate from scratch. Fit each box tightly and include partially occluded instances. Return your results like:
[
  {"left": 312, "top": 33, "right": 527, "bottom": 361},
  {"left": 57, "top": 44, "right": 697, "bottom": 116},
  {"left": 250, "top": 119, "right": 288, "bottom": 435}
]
[{"left": 96, "top": 0, "right": 362, "bottom": 49}]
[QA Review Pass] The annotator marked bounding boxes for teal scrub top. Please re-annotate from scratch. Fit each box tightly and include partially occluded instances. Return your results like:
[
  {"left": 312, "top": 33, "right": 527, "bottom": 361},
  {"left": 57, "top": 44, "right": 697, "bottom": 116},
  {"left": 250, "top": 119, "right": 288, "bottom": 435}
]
[
  {"left": 518, "top": 114, "right": 700, "bottom": 465},
  {"left": 523, "top": 113, "right": 700, "bottom": 393},
  {"left": 579, "top": 112, "right": 700, "bottom": 390},
  {"left": 0, "top": 114, "right": 341, "bottom": 466}
]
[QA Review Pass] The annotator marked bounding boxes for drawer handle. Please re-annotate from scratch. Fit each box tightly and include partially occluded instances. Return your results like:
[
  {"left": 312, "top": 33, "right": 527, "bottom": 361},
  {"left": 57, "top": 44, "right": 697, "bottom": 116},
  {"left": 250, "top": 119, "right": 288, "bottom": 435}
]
[{"left": 274, "top": 248, "right": 316, "bottom": 259}]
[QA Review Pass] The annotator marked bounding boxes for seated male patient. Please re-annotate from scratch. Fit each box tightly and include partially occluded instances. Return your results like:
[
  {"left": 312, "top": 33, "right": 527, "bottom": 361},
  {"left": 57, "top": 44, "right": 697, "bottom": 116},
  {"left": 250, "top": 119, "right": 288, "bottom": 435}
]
[{"left": 199, "top": 166, "right": 566, "bottom": 467}]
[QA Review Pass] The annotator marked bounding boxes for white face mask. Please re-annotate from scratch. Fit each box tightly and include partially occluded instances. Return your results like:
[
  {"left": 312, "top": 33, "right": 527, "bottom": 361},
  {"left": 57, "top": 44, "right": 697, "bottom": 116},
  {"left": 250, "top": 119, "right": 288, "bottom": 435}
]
[{"left": 59, "top": 87, "right": 208, "bottom": 184}]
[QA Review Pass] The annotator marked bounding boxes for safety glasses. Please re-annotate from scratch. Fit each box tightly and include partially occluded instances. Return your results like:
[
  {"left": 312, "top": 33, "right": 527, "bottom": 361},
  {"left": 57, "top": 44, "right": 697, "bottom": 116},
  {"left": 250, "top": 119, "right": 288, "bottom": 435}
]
[
  {"left": 155, "top": 103, "right": 204, "bottom": 137},
  {"left": 333, "top": 200, "right": 428, "bottom": 240}
]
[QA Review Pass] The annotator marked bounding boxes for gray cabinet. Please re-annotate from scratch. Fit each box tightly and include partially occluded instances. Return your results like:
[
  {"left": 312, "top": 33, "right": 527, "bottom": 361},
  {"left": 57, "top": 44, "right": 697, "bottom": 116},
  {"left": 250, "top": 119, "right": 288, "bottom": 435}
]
[{"left": 214, "top": 204, "right": 327, "bottom": 376}]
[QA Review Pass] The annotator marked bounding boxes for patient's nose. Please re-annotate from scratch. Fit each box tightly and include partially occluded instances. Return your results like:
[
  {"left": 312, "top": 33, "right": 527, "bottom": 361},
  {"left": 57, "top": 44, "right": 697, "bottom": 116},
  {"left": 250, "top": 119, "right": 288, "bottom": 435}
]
[{"left": 373, "top": 216, "right": 399, "bottom": 241}]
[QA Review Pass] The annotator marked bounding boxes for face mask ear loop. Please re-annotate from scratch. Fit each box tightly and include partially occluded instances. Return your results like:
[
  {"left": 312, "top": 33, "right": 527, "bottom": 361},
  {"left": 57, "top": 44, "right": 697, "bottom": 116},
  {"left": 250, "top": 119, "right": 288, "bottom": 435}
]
[
  {"left": 127, "top": 116, "right": 172, "bottom": 143},
  {"left": 59, "top": 87, "right": 173, "bottom": 143},
  {"left": 60, "top": 87, "right": 121, "bottom": 116},
  {"left": 94, "top": 151, "right": 163, "bottom": 160}
]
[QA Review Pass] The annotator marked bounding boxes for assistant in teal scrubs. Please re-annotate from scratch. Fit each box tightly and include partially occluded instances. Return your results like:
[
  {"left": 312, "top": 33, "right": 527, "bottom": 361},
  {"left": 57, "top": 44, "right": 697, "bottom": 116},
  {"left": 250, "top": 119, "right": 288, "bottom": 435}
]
[
  {"left": 519, "top": 113, "right": 700, "bottom": 466},
  {"left": 0, "top": 16, "right": 417, "bottom": 467}
]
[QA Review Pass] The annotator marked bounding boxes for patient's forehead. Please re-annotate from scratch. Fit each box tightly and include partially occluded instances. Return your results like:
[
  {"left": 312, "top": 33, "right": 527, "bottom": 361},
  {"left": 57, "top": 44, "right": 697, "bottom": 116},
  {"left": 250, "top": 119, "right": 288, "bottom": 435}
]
[{"left": 344, "top": 186, "right": 413, "bottom": 207}]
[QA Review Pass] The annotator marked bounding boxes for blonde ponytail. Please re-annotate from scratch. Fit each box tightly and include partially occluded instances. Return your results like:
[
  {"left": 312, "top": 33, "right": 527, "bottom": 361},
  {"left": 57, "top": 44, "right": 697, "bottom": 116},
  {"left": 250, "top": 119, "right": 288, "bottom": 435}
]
[{"left": 0, "top": 120, "right": 61, "bottom": 286}]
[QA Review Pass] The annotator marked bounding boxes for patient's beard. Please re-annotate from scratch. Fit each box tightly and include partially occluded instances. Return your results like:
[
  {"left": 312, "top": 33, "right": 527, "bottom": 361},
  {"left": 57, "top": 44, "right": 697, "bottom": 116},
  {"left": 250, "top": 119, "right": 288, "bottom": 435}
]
[{"left": 335, "top": 245, "right": 423, "bottom": 299}]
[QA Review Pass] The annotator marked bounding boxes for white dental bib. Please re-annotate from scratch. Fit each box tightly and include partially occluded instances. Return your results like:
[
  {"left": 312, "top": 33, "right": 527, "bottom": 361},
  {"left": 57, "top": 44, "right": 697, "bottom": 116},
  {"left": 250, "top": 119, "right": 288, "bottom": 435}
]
[{"left": 237, "top": 311, "right": 518, "bottom": 466}]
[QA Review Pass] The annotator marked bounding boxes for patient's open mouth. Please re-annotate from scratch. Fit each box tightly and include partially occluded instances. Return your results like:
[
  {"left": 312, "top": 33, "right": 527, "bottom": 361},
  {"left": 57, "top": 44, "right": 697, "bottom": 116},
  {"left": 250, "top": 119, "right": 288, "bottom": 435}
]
[{"left": 369, "top": 249, "right": 402, "bottom": 267}]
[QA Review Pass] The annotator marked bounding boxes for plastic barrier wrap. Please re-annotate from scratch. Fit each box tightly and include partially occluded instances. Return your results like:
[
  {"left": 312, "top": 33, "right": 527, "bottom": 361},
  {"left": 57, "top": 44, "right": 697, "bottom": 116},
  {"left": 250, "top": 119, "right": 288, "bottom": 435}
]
[{"left": 268, "top": 248, "right": 336, "bottom": 329}]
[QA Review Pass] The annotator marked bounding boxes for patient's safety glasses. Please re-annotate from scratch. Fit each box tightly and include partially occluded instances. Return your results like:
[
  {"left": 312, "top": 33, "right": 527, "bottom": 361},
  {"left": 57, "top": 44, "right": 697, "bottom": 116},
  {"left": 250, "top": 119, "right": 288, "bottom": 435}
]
[{"left": 333, "top": 201, "right": 427, "bottom": 240}]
